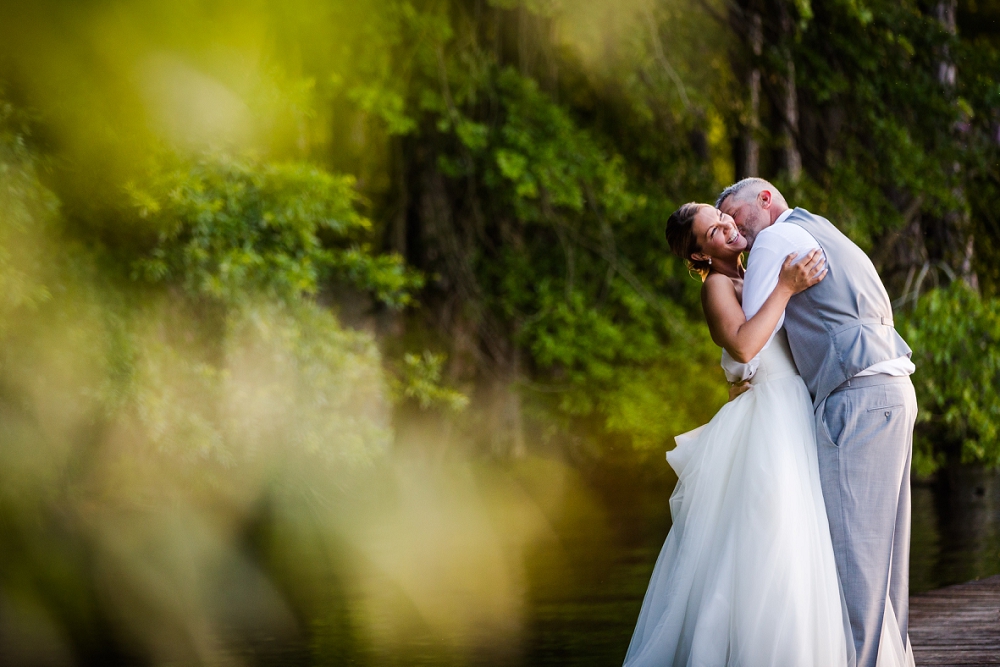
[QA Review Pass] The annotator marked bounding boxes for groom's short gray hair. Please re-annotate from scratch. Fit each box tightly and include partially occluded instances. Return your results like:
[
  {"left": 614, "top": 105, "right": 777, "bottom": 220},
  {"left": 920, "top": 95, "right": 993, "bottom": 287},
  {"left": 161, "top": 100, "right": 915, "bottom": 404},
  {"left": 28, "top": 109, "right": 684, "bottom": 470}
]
[{"left": 715, "top": 177, "right": 774, "bottom": 209}]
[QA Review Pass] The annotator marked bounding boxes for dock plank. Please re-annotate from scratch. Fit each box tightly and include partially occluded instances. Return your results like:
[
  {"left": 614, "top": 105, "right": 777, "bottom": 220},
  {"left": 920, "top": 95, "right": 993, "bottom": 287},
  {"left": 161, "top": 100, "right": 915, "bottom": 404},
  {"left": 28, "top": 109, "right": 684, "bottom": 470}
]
[{"left": 910, "top": 575, "right": 1000, "bottom": 666}]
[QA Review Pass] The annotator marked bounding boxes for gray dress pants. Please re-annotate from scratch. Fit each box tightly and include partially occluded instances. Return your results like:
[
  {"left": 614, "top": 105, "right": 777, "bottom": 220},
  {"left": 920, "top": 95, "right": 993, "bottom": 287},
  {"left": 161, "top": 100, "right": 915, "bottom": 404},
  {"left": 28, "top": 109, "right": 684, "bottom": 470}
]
[{"left": 816, "top": 374, "right": 918, "bottom": 667}]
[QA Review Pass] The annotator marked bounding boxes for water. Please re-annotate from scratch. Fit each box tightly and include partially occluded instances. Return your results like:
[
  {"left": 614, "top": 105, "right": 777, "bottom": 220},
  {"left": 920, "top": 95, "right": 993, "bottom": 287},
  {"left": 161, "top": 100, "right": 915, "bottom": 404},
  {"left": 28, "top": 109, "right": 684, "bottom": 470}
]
[
  {"left": 303, "top": 460, "right": 1000, "bottom": 666},
  {"left": 517, "top": 463, "right": 1000, "bottom": 667},
  {"left": 910, "top": 466, "right": 1000, "bottom": 592},
  {"left": 518, "top": 463, "right": 1000, "bottom": 666},
  {"left": 3, "top": 457, "right": 998, "bottom": 666}
]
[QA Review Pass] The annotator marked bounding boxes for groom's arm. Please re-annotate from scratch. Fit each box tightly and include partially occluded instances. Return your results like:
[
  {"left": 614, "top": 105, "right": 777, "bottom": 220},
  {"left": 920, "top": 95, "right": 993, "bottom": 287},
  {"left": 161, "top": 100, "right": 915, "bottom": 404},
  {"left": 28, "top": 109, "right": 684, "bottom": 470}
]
[
  {"left": 718, "top": 240, "right": 783, "bottom": 388},
  {"left": 743, "top": 225, "right": 822, "bottom": 321},
  {"left": 742, "top": 246, "right": 787, "bottom": 322},
  {"left": 726, "top": 224, "right": 822, "bottom": 395},
  {"left": 735, "top": 244, "right": 785, "bottom": 381},
  {"left": 740, "top": 225, "right": 822, "bottom": 372}
]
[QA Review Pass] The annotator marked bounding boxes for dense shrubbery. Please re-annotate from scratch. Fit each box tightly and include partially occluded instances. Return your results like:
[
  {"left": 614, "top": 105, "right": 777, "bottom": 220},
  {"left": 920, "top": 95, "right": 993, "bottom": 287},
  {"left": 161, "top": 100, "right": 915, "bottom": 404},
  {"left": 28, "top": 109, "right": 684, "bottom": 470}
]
[
  {"left": 0, "top": 140, "right": 403, "bottom": 485},
  {"left": 901, "top": 284, "right": 1000, "bottom": 474},
  {"left": 128, "top": 157, "right": 421, "bottom": 307},
  {"left": 0, "top": 0, "right": 998, "bottom": 467}
]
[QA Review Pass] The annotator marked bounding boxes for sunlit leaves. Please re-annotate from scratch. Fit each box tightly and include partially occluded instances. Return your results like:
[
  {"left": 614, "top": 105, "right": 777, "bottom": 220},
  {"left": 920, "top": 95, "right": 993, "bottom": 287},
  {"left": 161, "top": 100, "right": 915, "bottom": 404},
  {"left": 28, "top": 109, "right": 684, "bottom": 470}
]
[
  {"left": 389, "top": 351, "right": 469, "bottom": 412},
  {"left": 791, "top": 0, "right": 965, "bottom": 245},
  {"left": 129, "top": 155, "right": 421, "bottom": 306},
  {"left": 396, "top": 37, "right": 712, "bottom": 450},
  {"left": 0, "top": 137, "right": 54, "bottom": 322},
  {"left": 900, "top": 283, "right": 1000, "bottom": 472},
  {"left": 348, "top": 84, "right": 417, "bottom": 135}
]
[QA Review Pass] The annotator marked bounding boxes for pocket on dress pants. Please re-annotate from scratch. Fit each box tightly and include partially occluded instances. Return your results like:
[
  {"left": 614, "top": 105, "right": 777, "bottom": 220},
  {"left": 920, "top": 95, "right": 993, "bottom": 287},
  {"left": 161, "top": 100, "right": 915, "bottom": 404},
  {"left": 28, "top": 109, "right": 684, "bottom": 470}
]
[
  {"left": 866, "top": 404, "right": 904, "bottom": 413},
  {"left": 822, "top": 393, "right": 849, "bottom": 448}
]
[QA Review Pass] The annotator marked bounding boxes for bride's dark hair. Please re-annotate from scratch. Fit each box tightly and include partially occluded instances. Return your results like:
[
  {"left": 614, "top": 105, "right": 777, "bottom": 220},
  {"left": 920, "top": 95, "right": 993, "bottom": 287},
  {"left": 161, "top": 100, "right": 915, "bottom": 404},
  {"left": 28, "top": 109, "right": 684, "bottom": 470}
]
[{"left": 665, "top": 202, "right": 711, "bottom": 280}]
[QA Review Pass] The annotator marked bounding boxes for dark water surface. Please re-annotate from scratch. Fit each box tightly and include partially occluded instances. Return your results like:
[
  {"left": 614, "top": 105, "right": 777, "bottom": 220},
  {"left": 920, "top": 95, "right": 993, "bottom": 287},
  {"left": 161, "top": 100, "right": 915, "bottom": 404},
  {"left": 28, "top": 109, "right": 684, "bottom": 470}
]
[
  {"left": 10, "top": 459, "right": 997, "bottom": 666},
  {"left": 521, "top": 464, "right": 1000, "bottom": 667},
  {"left": 299, "top": 462, "right": 1000, "bottom": 666}
]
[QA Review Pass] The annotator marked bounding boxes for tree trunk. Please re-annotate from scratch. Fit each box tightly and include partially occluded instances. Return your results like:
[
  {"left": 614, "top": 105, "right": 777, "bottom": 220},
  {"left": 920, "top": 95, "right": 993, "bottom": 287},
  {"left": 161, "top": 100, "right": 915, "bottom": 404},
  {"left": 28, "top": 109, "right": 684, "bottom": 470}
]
[
  {"left": 743, "top": 10, "right": 763, "bottom": 178},
  {"left": 936, "top": 0, "right": 957, "bottom": 87},
  {"left": 778, "top": 3, "right": 801, "bottom": 182},
  {"left": 733, "top": 5, "right": 762, "bottom": 179},
  {"left": 482, "top": 350, "right": 526, "bottom": 460},
  {"left": 400, "top": 130, "right": 529, "bottom": 459},
  {"left": 780, "top": 59, "right": 802, "bottom": 182},
  {"left": 923, "top": 0, "right": 977, "bottom": 288}
]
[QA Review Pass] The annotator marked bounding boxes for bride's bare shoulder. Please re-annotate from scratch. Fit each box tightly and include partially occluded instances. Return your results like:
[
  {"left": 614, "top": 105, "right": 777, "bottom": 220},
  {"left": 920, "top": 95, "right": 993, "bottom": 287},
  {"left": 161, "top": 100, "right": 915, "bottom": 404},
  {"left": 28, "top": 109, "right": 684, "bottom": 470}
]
[
  {"left": 701, "top": 272, "right": 736, "bottom": 297},
  {"left": 701, "top": 273, "right": 741, "bottom": 314}
]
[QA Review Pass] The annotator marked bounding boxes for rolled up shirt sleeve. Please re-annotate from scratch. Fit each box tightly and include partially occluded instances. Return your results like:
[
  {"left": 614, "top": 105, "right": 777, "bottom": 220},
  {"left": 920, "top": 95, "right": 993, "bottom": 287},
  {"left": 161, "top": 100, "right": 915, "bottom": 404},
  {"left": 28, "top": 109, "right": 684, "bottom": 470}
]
[
  {"left": 742, "top": 245, "right": 787, "bottom": 323},
  {"left": 733, "top": 223, "right": 822, "bottom": 378},
  {"left": 726, "top": 245, "right": 784, "bottom": 381}
]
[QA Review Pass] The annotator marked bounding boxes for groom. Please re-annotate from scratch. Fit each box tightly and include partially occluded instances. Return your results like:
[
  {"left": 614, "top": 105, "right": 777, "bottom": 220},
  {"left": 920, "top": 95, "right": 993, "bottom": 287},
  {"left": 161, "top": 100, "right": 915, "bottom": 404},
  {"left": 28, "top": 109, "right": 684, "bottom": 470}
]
[{"left": 718, "top": 178, "right": 917, "bottom": 667}]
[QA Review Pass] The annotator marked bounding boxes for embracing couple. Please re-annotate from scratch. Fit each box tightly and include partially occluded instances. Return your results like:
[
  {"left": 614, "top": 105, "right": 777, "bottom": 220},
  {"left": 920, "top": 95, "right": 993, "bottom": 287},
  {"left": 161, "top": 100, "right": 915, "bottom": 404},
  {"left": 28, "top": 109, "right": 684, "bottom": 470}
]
[{"left": 623, "top": 178, "right": 917, "bottom": 667}]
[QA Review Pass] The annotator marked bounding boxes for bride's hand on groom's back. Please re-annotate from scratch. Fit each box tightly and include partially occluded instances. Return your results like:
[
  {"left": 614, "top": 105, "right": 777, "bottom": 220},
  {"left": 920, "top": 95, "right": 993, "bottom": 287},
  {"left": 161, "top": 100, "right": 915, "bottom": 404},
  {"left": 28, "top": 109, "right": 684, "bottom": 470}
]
[
  {"left": 778, "top": 249, "right": 827, "bottom": 295},
  {"left": 728, "top": 380, "right": 751, "bottom": 401}
]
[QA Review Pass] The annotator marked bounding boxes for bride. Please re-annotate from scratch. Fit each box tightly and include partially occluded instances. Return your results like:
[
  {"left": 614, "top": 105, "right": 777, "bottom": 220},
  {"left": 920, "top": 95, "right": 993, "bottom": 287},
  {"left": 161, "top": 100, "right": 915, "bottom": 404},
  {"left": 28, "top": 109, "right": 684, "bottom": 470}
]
[{"left": 623, "top": 202, "right": 853, "bottom": 666}]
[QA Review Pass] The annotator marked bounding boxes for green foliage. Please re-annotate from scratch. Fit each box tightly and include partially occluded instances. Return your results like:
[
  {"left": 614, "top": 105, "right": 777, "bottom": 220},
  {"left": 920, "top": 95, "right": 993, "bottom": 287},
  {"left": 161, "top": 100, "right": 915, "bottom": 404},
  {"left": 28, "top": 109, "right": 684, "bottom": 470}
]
[
  {"left": 900, "top": 283, "right": 1000, "bottom": 472},
  {"left": 129, "top": 156, "right": 421, "bottom": 307},
  {"left": 0, "top": 122, "right": 398, "bottom": 509},
  {"left": 599, "top": 335, "right": 727, "bottom": 452},
  {"left": 390, "top": 351, "right": 469, "bottom": 412},
  {"left": 422, "top": 60, "right": 721, "bottom": 450},
  {"left": 0, "top": 112, "right": 54, "bottom": 321},
  {"left": 487, "top": 70, "right": 642, "bottom": 219},
  {"left": 956, "top": 35, "right": 1000, "bottom": 297},
  {"left": 790, "top": 0, "right": 962, "bottom": 247},
  {"left": 108, "top": 298, "right": 392, "bottom": 468},
  {"left": 3, "top": 0, "right": 1000, "bottom": 463}
]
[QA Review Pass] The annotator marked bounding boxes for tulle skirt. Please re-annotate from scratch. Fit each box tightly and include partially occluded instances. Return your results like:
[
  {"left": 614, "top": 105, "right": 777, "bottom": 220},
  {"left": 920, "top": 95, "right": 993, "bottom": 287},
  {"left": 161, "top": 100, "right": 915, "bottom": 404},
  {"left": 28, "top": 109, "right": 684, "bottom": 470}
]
[{"left": 623, "top": 372, "right": 853, "bottom": 667}]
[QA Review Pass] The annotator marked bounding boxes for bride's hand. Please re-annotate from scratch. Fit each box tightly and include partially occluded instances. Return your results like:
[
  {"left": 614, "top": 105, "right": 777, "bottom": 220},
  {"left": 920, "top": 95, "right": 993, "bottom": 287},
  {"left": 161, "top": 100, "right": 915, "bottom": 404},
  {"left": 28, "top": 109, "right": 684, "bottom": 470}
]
[
  {"left": 728, "top": 380, "right": 751, "bottom": 401},
  {"left": 778, "top": 249, "right": 826, "bottom": 294}
]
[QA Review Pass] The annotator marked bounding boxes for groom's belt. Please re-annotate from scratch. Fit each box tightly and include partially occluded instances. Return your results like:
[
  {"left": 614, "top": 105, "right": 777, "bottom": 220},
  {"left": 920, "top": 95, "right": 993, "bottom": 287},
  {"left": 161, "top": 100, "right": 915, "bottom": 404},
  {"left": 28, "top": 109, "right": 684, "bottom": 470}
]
[{"left": 830, "top": 374, "right": 911, "bottom": 394}]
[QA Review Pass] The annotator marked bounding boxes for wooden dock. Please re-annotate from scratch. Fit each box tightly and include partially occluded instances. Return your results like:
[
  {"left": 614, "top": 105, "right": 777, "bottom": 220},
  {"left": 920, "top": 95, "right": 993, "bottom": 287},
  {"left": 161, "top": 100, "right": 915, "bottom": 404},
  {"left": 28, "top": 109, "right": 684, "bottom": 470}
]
[{"left": 910, "top": 574, "right": 1000, "bottom": 665}]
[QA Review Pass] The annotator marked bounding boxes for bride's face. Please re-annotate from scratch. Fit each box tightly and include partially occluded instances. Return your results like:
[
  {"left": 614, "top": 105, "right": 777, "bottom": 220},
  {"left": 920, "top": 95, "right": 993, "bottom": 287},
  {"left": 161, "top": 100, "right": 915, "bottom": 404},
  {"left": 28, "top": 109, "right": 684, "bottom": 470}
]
[{"left": 691, "top": 205, "right": 747, "bottom": 263}]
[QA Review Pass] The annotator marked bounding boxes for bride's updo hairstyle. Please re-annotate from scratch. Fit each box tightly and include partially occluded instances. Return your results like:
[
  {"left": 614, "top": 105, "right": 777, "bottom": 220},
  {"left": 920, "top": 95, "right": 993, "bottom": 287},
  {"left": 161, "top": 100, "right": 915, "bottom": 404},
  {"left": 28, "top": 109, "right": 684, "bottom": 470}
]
[{"left": 665, "top": 202, "right": 711, "bottom": 280}]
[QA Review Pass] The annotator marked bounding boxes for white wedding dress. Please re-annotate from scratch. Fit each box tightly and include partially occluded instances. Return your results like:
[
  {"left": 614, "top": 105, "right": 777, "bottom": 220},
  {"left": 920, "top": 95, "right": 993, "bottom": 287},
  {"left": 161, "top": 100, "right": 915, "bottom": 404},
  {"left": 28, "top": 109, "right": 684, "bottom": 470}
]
[{"left": 623, "top": 329, "right": 914, "bottom": 667}]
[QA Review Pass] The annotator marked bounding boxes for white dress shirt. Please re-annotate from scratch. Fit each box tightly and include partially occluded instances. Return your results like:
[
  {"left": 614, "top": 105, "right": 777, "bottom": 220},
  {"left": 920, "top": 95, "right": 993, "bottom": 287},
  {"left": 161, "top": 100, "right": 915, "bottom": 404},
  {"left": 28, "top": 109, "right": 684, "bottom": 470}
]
[{"left": 722, "top": 208, "right": 914, "bottom": 382}]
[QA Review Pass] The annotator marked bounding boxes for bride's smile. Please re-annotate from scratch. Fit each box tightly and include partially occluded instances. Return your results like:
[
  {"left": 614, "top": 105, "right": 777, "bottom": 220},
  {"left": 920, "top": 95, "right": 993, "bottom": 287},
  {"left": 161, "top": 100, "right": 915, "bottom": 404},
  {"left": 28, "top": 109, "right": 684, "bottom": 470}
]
[{"left": 690, "top": 205, "right": 747, "bottom": 263}]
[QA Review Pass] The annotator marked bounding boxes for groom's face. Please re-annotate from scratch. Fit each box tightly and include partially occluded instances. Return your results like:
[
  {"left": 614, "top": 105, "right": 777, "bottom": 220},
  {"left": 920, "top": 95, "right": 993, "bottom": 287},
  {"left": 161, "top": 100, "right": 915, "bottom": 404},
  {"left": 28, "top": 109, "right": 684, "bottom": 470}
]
[{"left": 721, "top": 197, "right": 769, "bottom": 249}]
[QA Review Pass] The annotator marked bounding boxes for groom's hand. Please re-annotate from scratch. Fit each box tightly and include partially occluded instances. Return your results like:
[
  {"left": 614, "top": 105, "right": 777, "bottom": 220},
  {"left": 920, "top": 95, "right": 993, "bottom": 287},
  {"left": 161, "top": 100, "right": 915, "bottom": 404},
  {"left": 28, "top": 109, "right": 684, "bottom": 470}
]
[{"left": 728, "top": 380, "right": 751, "bottom": 401}]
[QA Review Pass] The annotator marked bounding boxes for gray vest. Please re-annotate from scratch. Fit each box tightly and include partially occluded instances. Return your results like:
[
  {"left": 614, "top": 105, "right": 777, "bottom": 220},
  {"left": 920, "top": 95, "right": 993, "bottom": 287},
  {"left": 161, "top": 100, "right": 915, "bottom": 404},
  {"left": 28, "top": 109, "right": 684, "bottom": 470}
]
[{"left": 780, "top": 208, "right": 912, "bottom": 406}]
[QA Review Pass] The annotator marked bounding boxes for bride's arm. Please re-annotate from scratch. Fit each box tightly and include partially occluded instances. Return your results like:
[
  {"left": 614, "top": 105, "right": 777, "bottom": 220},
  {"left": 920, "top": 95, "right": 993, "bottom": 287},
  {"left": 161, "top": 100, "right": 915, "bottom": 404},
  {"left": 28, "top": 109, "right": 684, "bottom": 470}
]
[{"left": 702, "top": 250, "right": 825, "bottom": 363}]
